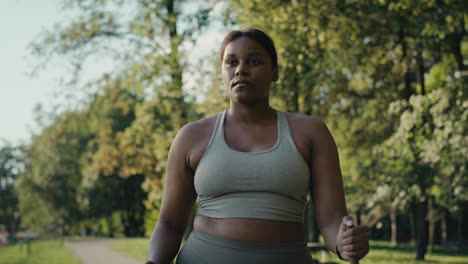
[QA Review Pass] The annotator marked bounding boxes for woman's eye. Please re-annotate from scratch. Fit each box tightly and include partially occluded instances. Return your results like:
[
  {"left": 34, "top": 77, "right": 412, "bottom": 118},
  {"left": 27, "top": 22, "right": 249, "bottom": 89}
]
[
  {"left": 226, "top": 60, "right": 237, "bottom": 66},
  {"left": 249, "top": 58, "right": 260, "bottom": 65}
]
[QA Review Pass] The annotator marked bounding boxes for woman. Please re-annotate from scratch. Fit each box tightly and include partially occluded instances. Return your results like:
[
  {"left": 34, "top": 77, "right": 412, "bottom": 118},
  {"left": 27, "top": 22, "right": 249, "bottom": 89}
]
[{"left": 147, "top": 28, "right": 370, "bottom": 264}]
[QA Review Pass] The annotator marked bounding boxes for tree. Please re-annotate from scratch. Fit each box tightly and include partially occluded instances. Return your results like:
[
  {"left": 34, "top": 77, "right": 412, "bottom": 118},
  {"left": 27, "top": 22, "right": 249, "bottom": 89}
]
[
  {"left": 226, "top": 0, "right": 401, "bottom": 242},
  {"left": 419, "top": 56, "right": 467, "bottom": 248},
  {"left": 17, "top": 111, "right": 92, "bottom": 234},
  {"left": 0, "top": 143, "right": 25, "bottom": 241},
  {"left": 225, "top": 0, "right": 466, "bottom": 259},
  {"left": 80, "top": 80, "right": 147, "bottom": 236},
  {"left": 28, "top": 0, "right": 216, "bottom": 234},
  {"left": 368, "top": 1, "right": 466, "bottom": 258}
]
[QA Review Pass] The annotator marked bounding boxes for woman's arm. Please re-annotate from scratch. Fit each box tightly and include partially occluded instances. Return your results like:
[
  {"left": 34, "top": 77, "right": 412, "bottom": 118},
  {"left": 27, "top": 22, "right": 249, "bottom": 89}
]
[
  {"left": 147, "top": 125, "right": 198, "bottom": 264},
  {"left": 309, "top": 120, "right": 369, "bottom": 261}
]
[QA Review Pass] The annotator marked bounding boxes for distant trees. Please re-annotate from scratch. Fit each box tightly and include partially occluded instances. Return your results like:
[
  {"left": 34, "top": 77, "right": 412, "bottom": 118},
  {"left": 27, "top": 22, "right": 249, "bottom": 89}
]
[
  {"left": 227, "top": 0, "right": 466, "bottom": 260},
  {"left": 1, "top": 1, "right": 464, "bottom": 261},
  {"left": 0, "top": 144, "right": 24, "bottom": 241},
  {"left": 17, "top": 0, "right": 217, "bottom": 237},
  {"left": 17, "top": 111, "right": 91, "bottom": 235}
]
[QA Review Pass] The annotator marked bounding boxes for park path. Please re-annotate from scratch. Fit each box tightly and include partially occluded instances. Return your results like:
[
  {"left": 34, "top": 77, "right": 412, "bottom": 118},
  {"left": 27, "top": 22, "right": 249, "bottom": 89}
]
[{"left": 67, "top": 239, "right": 141, "bottom": 264}]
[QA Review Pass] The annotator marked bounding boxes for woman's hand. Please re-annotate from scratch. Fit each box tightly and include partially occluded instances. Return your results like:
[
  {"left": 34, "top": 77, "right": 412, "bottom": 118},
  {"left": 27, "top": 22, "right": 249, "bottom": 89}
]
[{"left": 336, "top": 216, "right": 370, "bottom": 261}]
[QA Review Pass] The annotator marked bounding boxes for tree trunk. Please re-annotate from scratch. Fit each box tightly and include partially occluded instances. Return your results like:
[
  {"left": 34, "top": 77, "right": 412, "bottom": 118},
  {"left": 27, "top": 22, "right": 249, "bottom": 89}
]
[
  {"left": 165, "top": 0, "right": 186, "bottom": 126},
  {"left": 447, "top": 18, "right": 466, "bottom": 77},
  {"left": 121, "top": 175, "right": 146, "bottom": 237},
  {"left": 416, "top": 44, "right": 426, "bottom": 95},
  {"left": 399, "top": 21, "right": 414, "bottom": 100},
  {"left": 10, "top": 212, "right": 18, "bottom": 243},
  {"left": 416, "top": 200, "right": 428, "bottom": 260},
  {"left": 441, "top": 208, "right": 448, "bottom": 245},
  {"left": 409, "top": 205, "right": 416, "bottom": 246},
  {"left": 428, "top": 196, "right": 434, "bottom": 254},
  {"left": 457, "top": 210, "right": 463, "bottom": 247},
  {"left": 391, "top": 207, "right": 398, "bottom": 247},
  {"left": 106, "top": 215, "right": 115, "bottom": 237}
]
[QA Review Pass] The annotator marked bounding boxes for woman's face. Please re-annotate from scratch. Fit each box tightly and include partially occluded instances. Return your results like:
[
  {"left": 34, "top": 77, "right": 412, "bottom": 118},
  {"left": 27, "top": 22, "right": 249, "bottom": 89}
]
[{"left": 222, "top": 36, "right": 278, "bottom": 105}]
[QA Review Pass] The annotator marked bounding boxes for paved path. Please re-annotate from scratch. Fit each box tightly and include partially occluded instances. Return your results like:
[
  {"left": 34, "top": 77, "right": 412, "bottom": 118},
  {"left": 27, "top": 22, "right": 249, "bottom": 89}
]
[{"left": 68, "top": 239, "right": 141, "bottom": 264}]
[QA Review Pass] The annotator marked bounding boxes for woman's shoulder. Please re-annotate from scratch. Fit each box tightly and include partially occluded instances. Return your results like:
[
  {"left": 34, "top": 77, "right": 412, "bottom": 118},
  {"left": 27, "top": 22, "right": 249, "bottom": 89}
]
[
  {"left": 183, "top": 113, "right": 219, "bottom": 133},
  {"left": 174, "top": 113, "right": 221, "bottom": 169},
  {"left": 284, "top": 112, "right": 327, "bottom": 129},
  {"left": 175, "top": 112, "right": 220, "bottom": 144},
  {"left": 283, "top": 111, "right": 332, "bottom": 141}
]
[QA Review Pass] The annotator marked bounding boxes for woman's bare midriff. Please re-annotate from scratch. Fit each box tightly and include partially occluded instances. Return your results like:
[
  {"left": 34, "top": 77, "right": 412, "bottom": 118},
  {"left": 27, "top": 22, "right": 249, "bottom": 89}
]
[{"left": 193, "top": 214, "right": 306, "bottom": 243}]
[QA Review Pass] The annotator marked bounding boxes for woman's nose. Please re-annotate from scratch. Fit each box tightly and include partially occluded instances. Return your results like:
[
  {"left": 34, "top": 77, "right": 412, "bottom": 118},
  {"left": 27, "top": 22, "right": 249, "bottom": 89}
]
[{"left": 235, "top": 62, "right": 249, "bottom": 76}]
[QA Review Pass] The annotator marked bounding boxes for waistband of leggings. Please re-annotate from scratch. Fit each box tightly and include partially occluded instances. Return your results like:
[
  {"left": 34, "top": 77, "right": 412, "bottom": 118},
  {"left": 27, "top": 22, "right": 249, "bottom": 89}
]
[{"left": 191, "top": 230, "right": 307, "bottom": 252}]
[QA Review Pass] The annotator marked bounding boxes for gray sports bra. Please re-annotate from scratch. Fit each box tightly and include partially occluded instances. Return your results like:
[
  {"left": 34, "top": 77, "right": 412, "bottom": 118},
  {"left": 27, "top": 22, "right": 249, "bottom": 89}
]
[{"left": 194, "top": 110, "right": 310, "bottom": 222}]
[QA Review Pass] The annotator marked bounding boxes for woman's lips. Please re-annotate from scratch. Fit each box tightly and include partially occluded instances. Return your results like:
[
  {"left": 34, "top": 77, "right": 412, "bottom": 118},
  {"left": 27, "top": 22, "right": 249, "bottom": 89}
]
[{"left": 232, "top": 80, "right": 250, "bottom": 87}]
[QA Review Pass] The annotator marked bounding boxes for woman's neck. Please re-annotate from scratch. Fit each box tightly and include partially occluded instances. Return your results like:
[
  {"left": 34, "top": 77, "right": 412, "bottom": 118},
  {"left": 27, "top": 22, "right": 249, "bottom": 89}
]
[{"left": 227, "top": 101, "right": 275, "bottom": 124}]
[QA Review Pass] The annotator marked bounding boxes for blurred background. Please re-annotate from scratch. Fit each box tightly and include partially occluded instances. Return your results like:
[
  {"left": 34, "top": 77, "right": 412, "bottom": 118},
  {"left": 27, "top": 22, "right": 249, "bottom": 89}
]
[{"left": 0, "top": 0, "right": 466, "bottom": 263}]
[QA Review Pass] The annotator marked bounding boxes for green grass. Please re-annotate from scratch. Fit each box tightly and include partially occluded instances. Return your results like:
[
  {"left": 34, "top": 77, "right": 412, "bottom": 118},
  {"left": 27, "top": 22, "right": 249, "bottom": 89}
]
[
  {"left": 109, "top": 238, "right": 149, "bottom": 261},
  {"left": 311, "top": 240, "right": 468, "bottom": 264},
  {"left": 0, "top": 239, "right": 81, "bottom": 264},
  {"left": 109, "top": 238, "right": 468, "bottom": 264}
]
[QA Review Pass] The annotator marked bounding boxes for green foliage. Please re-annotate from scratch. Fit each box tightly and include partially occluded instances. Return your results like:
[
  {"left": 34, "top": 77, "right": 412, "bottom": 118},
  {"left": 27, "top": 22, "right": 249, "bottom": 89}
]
[
  {"left": 82, "top": 80, "right": 141, "bottom": 181},
  {"left": 18, "top": 1, "right": 466, "bottom": 255},
  {"left": 373, "top": 54, "right": 466, "bottom": 213},
  {"left": 194, "top": 54, "right": 230, "bottom": 116},
  {"left": 226, "top": 0, "right": 466, "bottom": 258},
  {"left": 70, "top": 211, "right": 124, "bottom": 237},
  {"left": 25, "top": 0, "right": 218, "bottom": 235},
  {"left": 0, "top": 144, "right": 24, "bottom": 237},
  {"left": 80, "top": 80, "right": 150, "bottom": 237},
  {"left": 17, "top": 111, "right": 92, "bottom": 232}
]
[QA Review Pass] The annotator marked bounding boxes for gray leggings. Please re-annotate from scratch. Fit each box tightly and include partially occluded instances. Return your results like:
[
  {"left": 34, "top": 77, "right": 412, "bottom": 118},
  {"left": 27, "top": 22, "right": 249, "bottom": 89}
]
[{"left": 176, "top": 230, "right": 314, "bottom": 264}]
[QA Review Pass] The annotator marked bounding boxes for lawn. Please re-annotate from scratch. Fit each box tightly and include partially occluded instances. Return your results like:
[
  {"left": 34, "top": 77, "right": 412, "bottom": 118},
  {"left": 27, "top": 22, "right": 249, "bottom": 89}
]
[
  {"left": 311, "top": 240, "right": 468, "bottom": 264},
  {"left": 110, "top": 239, "right": 468, "bottom": 264},
  {"left": 109, "top": 238, "right": 149, "bottom": 261},
  {"left": 0, "top": 239, "right": 80, "bottom": 264}
]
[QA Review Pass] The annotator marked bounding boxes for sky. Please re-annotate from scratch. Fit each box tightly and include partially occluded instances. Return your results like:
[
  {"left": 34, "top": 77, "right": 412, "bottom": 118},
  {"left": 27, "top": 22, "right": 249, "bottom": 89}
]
[
  {"left": 1, "top": 0, "right": 67, "bottom": 146},
  {"left": 0, "top": 0, "right": 225, "bottom": 147}
]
